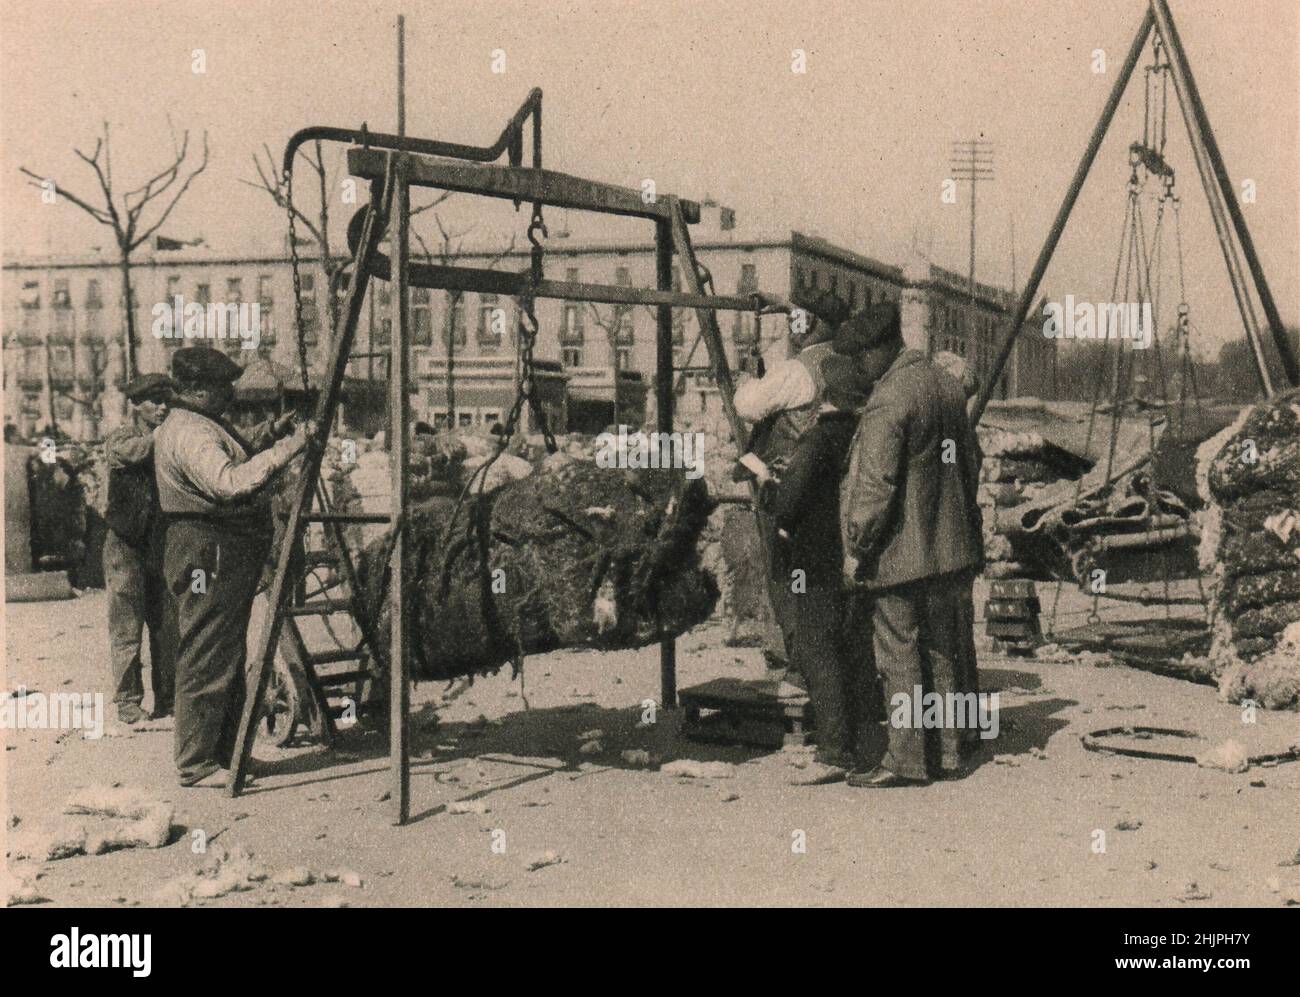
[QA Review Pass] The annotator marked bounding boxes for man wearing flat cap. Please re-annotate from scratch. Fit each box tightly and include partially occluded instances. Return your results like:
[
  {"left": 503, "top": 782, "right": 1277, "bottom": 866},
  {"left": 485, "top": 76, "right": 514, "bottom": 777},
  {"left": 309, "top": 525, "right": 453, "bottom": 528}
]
[
  {"left": 155, "top": 347, "right": 313, "bottom": 787},
  {"left": 733, "top": 287, "right": 851, "bottom": 685},
  {"left": 104, "top": 372, "right": 178, "bottom": 724},
  {"left": 838, "top": 302, "right": 985, "bottom": 787}
]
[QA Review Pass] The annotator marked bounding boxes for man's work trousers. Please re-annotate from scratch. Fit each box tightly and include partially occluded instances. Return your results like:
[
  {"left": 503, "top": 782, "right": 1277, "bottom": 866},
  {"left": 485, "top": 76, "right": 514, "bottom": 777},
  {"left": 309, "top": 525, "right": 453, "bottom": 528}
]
[
  {"left": 790, "top": 586, "right": 875, "bottom": 762},
  {"left": 871, "top": 569, "right": 980, "bottom": 780},
  {"left": 104, "top": 529, "right": 175, "bottom": 715},
  {"left": 754, "top": 509, "right": 793, "bottom": 672},
  {"left": 165, "top": 516, "right": 271, "bottom": 785}
]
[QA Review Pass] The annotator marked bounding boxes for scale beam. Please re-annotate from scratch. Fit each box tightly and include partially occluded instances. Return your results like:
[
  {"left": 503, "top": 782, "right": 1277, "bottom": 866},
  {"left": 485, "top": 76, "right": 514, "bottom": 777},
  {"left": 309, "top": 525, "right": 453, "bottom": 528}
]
[{"left": 348, "top": 147, "right": 700, "bottom": 224}]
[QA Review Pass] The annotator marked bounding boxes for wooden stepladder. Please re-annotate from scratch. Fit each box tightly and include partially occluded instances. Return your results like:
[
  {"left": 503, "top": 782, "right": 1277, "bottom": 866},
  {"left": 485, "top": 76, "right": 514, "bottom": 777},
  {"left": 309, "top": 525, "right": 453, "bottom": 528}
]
[{"left": 229, "top": 158, "right": 398, "bottom": 798}]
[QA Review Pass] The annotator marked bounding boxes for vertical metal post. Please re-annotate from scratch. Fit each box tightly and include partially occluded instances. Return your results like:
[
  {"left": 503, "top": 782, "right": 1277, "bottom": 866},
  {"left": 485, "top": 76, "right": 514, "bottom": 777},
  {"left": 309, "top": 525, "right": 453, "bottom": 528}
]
[
  {"left": 396, "top": 15, "right": 406, "bottom": 137},
  {"left": 655, "top": 219, "right": 677, "bottom": 708},
  {"left": 970, "top": 7, "right": 1154, "bottom": 424},
  {"left": 389, "top": 160, "right": 411, "bottom": 824},
  {"left": 968, "top": 167, "right": 977, "bottom": 299},
  {"left": 1150, "top": 0, "right": 1297, "bottom": 390}
]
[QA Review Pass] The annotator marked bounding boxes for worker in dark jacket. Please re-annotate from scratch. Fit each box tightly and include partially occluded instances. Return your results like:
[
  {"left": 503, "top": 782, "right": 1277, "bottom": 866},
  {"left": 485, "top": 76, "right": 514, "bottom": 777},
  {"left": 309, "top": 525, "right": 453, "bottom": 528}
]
[
  {"left": 759, "top": 354, "right": 876, "bottom": 782},
  {"left": 104, "top": 372, "right": 178, "bottom": 723},
  {"left": 155, "top": 348, "right": 312, "bottom": 788},
  {"left": 734, "top": 288, "right": 851, "bottom": 684},
  {"left": 838, "top": 304, "right": 984, "bottom": 787}
]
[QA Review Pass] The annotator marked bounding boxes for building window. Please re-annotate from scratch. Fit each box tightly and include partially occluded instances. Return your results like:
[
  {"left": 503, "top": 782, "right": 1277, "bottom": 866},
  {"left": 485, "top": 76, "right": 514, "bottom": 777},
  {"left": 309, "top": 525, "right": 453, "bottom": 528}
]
[
  {"left": 85, "top": 279, "right": 103, "bottom": 309},
  {"left": 732, "top": 312, "right": 758, "bottom": 346},
  {"left": 53, "top": 278, "right": 71, "bottom": 309},
  {"left": 411, "top": 287, "right": 432, "bottom": 346},
  {"left": 616, "top": 346, "right": 634, "bottom": 371},
  {"left": 165, "top": 276, "right": 181, "bottom": 302},
  {"left": 615, "top": 266, "right": 631, "bottom": 287},
  {"left": 457, "top": 411, "right": 474, "bottom": 428},
  {"left": 226, "top": 278, "right": 243, "bottom": 303},
  {"left": 561, "top": 304, "right": 583, "bottom": 344},
  {"left": 478, "top": 293, "right": 502, "bottom": 346},
  {"left": 562, "top": 346, "right": 583, "bottom": 367},
  {"left": 20, "top": 280, "right": 41, "bottom": 310},
  {"left": 481, "top": 410, "right": 501, "bottom": 428},
  {"left": 443, "top": 295, "right": 467, "bottom": 347},
  {"left": 738, "top": 263, "right": 758, "bottom": 294},
  {"left": 300, "top": 272, "right": 315, "bottom": 294},
  {"left": 300, "top": 299, "right": 319, "bottom": 340},
  {"left": 258, "top": 274, "right": 273, "bottom": 307},
  {"left": 195, "top": 282, "right": 211, "bottom": 305},
  {"left": 615, "top": 307, "right": 634, "bottom": 346}
]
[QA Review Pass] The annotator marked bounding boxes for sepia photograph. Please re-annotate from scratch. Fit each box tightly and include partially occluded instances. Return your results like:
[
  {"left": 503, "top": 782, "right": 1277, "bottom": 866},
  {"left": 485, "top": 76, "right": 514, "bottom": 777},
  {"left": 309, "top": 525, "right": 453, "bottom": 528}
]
[{"left": 1, "top": 0, "right": 1298, "bottom": 940}]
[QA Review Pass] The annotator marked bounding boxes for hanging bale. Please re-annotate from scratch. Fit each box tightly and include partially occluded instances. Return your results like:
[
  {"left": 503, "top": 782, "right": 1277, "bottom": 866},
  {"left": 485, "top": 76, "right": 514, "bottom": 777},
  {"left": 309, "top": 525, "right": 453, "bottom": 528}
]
[
  {"left": 1200, "top": 388, "right": 1300, "bottom": 708},
  {"left": 357, "top": 459, "right": 718, "bottom": 681}
]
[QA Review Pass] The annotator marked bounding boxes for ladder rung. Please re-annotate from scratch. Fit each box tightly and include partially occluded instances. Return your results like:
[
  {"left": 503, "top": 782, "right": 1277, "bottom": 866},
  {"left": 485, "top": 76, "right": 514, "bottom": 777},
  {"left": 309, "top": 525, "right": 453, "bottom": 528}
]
[
  {"left": 303, "top": 648, "right": 366, "bottom": 666},
  {"left": 286, "top": 598, "right": 355, "bottom": 617},
  {"left": 320, "top": 670, "right": 371, "bottom": 687},
  {"left": 307, "top": 512, "right": 391, "bottom": 524}
]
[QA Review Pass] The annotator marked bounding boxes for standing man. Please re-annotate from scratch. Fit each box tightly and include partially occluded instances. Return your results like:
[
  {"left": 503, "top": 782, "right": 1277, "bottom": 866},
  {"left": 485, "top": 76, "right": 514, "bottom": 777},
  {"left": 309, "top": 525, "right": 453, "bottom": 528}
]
[
  {"left": 838, "top": 304, "right": 984, "bottom": 787},
  {"left": 154, "top": 347, "right": 312, "bottom": 788},
  {"left": 104, "top": 373, "right": 177, "bottom": 724},
  {"left": 760, "top": 355, "right": 876, "bottom": 783},
  {"left": 734, "top": 288, "right": 851, "bottom": 684}
]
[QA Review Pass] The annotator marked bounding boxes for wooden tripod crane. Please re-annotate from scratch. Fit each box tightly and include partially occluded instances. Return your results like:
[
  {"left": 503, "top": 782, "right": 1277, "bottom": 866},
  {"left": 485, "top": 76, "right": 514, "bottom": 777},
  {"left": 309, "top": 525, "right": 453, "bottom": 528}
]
[{"left": 972, "top": 0, "right": 1298, "bottom": 425}]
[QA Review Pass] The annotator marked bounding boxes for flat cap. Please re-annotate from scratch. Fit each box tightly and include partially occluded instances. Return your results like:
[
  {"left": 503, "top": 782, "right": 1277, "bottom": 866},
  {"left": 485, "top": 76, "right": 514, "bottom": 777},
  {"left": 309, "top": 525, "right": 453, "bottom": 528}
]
[
  {"left": 790, "top": 286, "right": 852, "bottom": 329},
  {"left": 833, "top": 302, "right": 903, "bottom": 355},
  {"left": 819, "top": 353, "right": 874, "bottom": 411},
  {"left": 124, "top": 372, "right": 176, "bottom": 402},
  {"left": 172, "top": 346, "right": 242, "bottom": 387}
]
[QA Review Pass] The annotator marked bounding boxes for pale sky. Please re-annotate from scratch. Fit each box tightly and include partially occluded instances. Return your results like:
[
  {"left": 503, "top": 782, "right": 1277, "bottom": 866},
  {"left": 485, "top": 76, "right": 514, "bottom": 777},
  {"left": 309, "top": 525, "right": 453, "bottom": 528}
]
[{"left": 2, "top": 0, "right": 1297, "bottom": 357}]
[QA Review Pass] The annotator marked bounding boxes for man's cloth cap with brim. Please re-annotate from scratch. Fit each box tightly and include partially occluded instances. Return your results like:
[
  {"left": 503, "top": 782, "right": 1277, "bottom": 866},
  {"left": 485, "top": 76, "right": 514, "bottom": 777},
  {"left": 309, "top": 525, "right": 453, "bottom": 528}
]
[
  {"left": 172, "top": 347, "right": 243, "bottom": 387},
  {"left": 124, "top": 372, "right": 176, "bottom": 402},
  {"left": 790, "top": 286, "right": 852, "bottom": 329},
  {"left": 833, "top": 301, "right": 903, "bottom": 355}
]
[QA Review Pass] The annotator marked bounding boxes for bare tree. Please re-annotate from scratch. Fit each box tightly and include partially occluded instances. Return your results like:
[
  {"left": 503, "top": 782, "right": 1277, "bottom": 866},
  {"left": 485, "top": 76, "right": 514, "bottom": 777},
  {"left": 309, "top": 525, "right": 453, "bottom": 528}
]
[
  {"left": 245, "top": 143, "right": 454, "bottom": 372},
  {"left": 21, "top": 121, "right": 210, "bottom": 385},
  {"left": 413, "top": 218, "right": 515, "bottom": 426},
  {"left": 244, "top": 141, "right": 348, "bottom": 343},
  {"left": 585, "top": 303, "right": 634, "bottom": 428},
  {"left": 44, "top": 333, "right": 110, "bottom": 438}
]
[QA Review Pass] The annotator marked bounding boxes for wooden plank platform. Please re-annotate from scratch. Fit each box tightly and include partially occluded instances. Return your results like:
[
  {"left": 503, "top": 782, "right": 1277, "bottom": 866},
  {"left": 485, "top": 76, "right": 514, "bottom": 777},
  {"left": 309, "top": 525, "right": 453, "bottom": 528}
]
[{"left": 679, "top": 677, "right": 811, "bottom": 749}]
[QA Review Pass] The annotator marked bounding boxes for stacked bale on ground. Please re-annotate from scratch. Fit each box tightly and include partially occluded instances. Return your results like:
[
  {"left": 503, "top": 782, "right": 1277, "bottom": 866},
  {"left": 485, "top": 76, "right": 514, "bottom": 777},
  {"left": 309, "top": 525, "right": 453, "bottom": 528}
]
[
  {"left": 975, "top": 429, "right": 1092, "bottom": 579},
  {"left": 1199, "top": 388, "right": 1300, "bottom": 708},
  {"left": 358, "top": 459, "right": 718, "bottom": 681}
]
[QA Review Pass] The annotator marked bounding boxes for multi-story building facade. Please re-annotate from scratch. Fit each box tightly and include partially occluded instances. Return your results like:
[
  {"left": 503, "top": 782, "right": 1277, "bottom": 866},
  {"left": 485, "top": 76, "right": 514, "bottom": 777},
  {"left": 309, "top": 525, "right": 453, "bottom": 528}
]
[{"left": 3, "top": 210, "right": 1055, "bottom": 441}]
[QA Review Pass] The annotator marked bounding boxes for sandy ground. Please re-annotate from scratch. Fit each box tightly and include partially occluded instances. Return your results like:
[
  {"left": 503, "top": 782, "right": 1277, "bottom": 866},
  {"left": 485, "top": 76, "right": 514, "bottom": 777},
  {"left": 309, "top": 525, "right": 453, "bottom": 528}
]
[{"left": 4, "top": 583, "right": 1299, "bottom": 908}]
